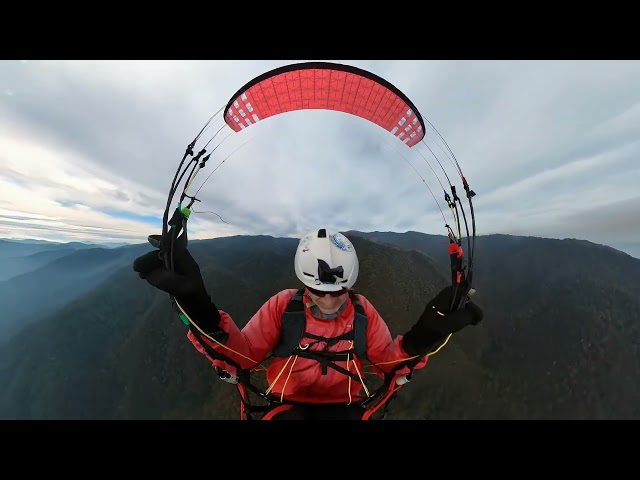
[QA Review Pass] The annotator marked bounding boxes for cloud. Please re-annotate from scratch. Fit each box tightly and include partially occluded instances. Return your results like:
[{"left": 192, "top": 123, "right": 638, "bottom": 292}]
[
  {"left": 0, "top": 125, "right": 167, "bottom": 243},
  {"left": 1, "top": 59, "right": 640, "bottom": 258}
]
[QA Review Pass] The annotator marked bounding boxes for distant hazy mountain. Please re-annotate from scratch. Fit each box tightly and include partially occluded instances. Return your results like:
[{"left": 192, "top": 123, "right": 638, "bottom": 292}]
[
  {"left": 0, "top": 243, "right": 150, "bottom": 344},
  {"left": 0, "top": 238, "right": 96, "bottom": 260},
  {"left": 1, "top": 249, "right": 79, "bottom": 281},
  {"left": 1, "top": 231, "right": 638, "bottom": 420}
]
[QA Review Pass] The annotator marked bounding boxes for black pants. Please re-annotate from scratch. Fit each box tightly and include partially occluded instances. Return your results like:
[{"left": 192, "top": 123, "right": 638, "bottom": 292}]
[{"left": 265, "top": 403, "right": 366, "bottom": 420}]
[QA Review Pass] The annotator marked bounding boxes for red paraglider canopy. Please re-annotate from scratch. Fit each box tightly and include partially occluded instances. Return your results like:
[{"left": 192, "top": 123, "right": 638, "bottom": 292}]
[{"left": 223, "top": 62, "right": 426, "bottom": 147}]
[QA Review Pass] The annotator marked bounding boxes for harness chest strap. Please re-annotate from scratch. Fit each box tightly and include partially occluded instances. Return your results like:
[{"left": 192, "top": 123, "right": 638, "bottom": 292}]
[{"left": 272, "top": 289, "right": 369, "bottom": 376}]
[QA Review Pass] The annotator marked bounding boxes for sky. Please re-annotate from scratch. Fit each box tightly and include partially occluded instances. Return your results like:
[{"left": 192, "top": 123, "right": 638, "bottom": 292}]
[{"left": 1, "top": 60, "right": 640, "bottom": 257}]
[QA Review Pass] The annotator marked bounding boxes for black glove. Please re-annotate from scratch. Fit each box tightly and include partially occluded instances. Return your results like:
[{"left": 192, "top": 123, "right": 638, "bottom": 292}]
[
  {"left": 402, "top": 284, "right": 483, "bottom": 357},
  {"left": 132, "top": 240, "right": 221, "bottom": 331}
]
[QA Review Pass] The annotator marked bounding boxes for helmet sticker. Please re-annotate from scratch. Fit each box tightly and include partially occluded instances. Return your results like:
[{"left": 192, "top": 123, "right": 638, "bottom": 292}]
[
  {"left": 299, "top": 234, "right": 312, "bottom": 250},
  {"left": 330, "top": 233, "right": 353, "bottom": 252}
]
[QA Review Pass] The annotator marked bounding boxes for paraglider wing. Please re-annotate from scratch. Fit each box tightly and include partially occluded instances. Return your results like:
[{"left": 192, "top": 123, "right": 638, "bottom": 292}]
[{"left": 223, "top": 62, "right": 426, "bottom": 147}]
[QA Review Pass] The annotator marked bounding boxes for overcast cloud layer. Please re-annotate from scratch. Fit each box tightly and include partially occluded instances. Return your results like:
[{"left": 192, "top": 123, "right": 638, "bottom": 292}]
[{"left": 1, "top": 60, "right": 639, "bottom": 257}]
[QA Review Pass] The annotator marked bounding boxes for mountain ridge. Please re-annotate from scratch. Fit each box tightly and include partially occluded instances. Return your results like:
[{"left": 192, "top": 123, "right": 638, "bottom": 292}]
[{"left": 1, "top": 230, "right": 638, "bottom": 419}]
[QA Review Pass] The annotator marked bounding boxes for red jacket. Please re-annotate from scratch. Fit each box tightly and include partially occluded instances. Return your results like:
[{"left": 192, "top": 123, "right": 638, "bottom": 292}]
[{"left": 187, "top": 288, "right": 428, "bottom": 404}]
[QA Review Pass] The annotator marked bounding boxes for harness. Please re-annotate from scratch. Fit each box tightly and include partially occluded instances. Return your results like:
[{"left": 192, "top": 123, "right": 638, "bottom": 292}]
[
  {"left": 186, "top": 288, "right": 416, "bottom": 420},
  {"left": 272, "top": 289, "right": 368, "bottom": 378}
]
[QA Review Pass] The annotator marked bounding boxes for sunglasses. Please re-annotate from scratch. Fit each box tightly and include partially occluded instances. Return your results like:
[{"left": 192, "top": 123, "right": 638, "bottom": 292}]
[{"left": 307, "top": 287, "right": 348, "bottom": 297}]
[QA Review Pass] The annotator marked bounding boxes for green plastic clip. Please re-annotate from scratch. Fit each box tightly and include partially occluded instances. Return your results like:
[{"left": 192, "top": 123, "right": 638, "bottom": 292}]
[
  {"left": 179, "top": 203, "right": 192, "bottom": 220},
  {"left": 178, "top": 313, "right": 190, "bottom": 326}
]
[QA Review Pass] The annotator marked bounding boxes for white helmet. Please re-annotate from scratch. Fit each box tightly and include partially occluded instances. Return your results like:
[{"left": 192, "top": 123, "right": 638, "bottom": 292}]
[{"left": 294, "top": 229, "right": 359, "bottom": 291}]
